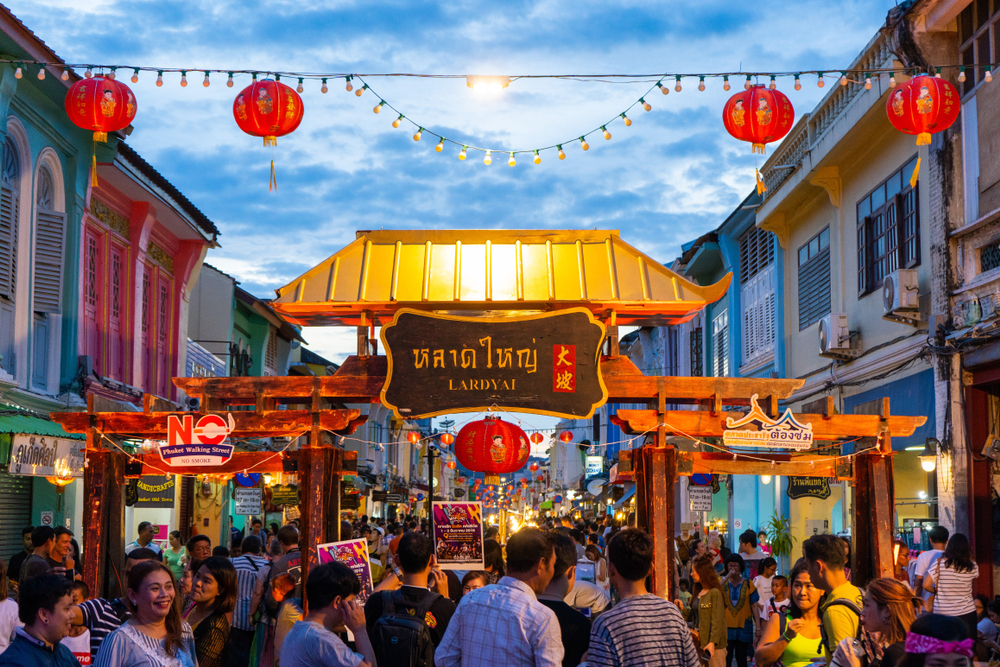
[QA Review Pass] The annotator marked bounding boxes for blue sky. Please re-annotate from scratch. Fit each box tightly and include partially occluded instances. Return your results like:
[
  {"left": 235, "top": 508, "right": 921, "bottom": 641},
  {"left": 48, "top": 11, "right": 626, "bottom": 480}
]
[{"left": 12, "top": 0, "right": 896, "bottom": 362}]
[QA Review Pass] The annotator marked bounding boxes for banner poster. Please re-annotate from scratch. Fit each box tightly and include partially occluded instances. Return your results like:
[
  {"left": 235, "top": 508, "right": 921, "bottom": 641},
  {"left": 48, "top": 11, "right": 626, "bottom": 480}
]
[
  {"left": 317, "top": 539, "right": 373, "bottom": 603},
  {"left": 432, "top": 501, "right": 484, "bottom": 570}
]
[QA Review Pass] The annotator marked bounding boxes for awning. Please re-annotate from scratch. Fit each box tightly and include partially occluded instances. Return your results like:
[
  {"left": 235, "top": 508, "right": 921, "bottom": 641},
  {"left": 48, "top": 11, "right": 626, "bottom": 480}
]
[
  {"left": 613, "top": 484, "right": 636, "bottom": 510},
  {"left": 0, "top": 413, "right": 85, "bottom": 440}
]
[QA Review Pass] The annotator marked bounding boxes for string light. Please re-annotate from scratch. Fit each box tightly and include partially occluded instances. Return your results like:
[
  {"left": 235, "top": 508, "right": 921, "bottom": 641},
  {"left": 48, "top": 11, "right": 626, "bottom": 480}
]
[
  {"left": 156, "top": 70, "right": 163, "bottom": 87},
  {"left": 204, "top": 72, "right": 212, "bottom": 87},
  {"left": 602, "top": 125, "right": 611, "bottom": 140},
  {"left": 108, "top": 67, "right": 117, "bottom": 80},
  {"left": 296, "top": 78, "right": 304, "bottom": 93},
  {"left": 723, "top": 75, "right": 731, "bottom": 91},
  {"left": 458, "top": 145, "right": 467, "bottom": 160},
  {"left": 345, "top": 75, "right": 353, "bottom": 92},
  {"left": 840, "top": 71, "right": 848, "bottom": 86},
  {"left": 180, "top": 70, "right": 187, "bottom": 87},
  {"left": 374, "top": 100, "right": 384, "bottom": 113},
  {"left": 557, "top": 145, "right": 566, "bottom": 160},
  {"left": 794, "top": 74, "right": 801, "bottom": 90},
  {"left": 987, "top": 67, "right": 994, "bottom": 83},
  {"left": 817, "top": 72, "right": 825, "bottom": 87},
  {"left": 580, "top": 137, "right": 589, "bottom": 150},
  {"left": 674, "top": 75, "right": 682, "bottom": 92},
  {"left": 698, "top": 76, "right": 706, "bottom": 91},
  {"left": 355, "top": 83, "right": 367, "bottom": 97},
  {"left": 484, "top": 150, "right": 492, "bottom": 165},
  {"left": 435, "top": 138, "right": 444, "bottom": 152},
  {"left": 864, "top": 73, "right": 872, "bottom": 89},
  {"left": 889, "top": 73, "right": 897, "bottom": 87},
  {"left": 131, "top": 68, "right": 140, "bottom": 83},
  {"left": 769, "top": 75, "right": 776, "bottom": 90},
  {"left": 85, "top": 67, "right": 92, "bottom": 79},
  {"left": 61, "top": 69, "right": 69, "bottom": 81},
  {"left": 36, "top": 67, "right": 44, "bottom": 81},
  {"left": 508, "top": 152, "right": 516, "bottom": 166},
  {"left": 958, "top": 67, "right": 966, "bottom": 82},
  {"left": 533, "top": 150, "right": 541, "bottom": 164},
  {"left": 656, "top": 81, "right": 667, "bottom": 95},
  {"left": 413, "top": 127, "right": 422, "bottom": 141},
  {"left": 392, "top": 114, "right": 403, "bottom": 128},
  {"left": 641, "top": 97, "right": 651, "bottom": 111},
  {"left": 13, "top": 64, "right": 21, "bottom": 79},
  {"left": 320, "top": 78, "right": 328, "bottom": 93}
]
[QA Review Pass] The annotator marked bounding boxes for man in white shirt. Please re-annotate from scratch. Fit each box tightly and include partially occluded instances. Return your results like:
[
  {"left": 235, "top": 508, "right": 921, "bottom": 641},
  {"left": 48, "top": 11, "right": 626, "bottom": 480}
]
[
  {"left": 566, "top": 579, "right": 610, "bottom": 616},
  {"left": 913, "top": 526, "right": 949, "bottom": 610}
]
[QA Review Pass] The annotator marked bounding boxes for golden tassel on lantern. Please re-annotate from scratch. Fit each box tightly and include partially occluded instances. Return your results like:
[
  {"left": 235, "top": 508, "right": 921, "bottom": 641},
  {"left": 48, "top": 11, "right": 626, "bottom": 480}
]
[
  {"left": 752, "top": 143, "right": 766, "bottom": 154},
  {"left": 263, "top": 136, "right": 277, "bottom": 147},
  {"left": 916, "top": 132, "right": 931, "bottom": 146},
  {"left": 91, "top": 153, "right": 99, "bottom": 189},
  {"left": 756, "top": 169, "right": 768, "bottom": 196},
  {"left": 269, "top": 160, "right": 277, "bottom": 192},
  {"left": 909, "top": 157, "right": 921, "bottom": 188}
]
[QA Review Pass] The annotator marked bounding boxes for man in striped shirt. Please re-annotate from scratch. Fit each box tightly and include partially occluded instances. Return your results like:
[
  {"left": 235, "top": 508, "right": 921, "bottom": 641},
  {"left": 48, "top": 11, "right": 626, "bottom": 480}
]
[
  {"left": 231, "top": 535, "right": 270, "bottom": 667},
  {"left": 70, "top": 547, "right": 159, "bottom": 659},
  {"left": 588, "top": 529, "right": 701, "bottom": 667}
]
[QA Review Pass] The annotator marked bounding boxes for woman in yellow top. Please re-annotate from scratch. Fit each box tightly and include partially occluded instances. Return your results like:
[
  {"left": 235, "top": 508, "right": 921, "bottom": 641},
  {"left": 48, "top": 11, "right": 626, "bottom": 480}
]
[
  {"left": 756, "top": 559, "right": 825, "bottom": 667},
  {"left": 692, "top": 554, "right": 728, "bottom": 667}
]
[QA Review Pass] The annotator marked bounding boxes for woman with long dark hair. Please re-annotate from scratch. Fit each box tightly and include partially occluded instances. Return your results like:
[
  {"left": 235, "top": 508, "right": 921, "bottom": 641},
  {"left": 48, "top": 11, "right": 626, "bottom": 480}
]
[
  {"left": 832, "top": 577, "right": 922, "bottom": 667},
  {"left": 897, "top": 614, "right": 972, "bottom": 667},
  {"left": 184, "top": 556, "right": 237, "bottom": 667},
  {"left": 756, "top": 558, "right": 824, "bottom": 667},
  {"left": 483, "top": 539, "right": 505, "bottom": 584},
  {"left": 94, "top": 560, "right": 196, "bottom": 667},
  {"left": 923, "top": 533, "right": 979, "bottom": 638},
  {"left": 692, "top": 554, "right": 728, "bottom": 667},
  {"left": 723, "top": 553, "right": 759, "bottom": 667}
]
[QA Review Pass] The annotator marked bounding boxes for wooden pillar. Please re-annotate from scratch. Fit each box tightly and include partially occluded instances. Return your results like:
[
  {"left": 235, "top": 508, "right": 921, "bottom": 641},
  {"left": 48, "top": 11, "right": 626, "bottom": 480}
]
[
  {"left": 636, "top": 443, "right": 675, "bottom": 598},
  {"left": 853, "top": 451, "right": 894, "bottom": 582},
  {"left": 82, "top": 448, "right": 126, "bottom": 599},
  {"left": 325, "top": 448, "right": 343, "bottom": 546},
  {"left": 964, "top": 384, "right": 994, "bottom": 597}
]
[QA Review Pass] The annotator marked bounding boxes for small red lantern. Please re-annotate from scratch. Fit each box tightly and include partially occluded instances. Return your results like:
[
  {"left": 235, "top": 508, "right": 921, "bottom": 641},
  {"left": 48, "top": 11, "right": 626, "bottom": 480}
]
[
  {"left": 65, "top": 75, "right": 137, "bottom": 187},
  {"left": 455, "top": 416, "right": 531, "bottom": 485},
  {"left": 446, "top": 461, "right": 457, "bottom": 470},
  {"left": 536, "top": 474, "right": 545, "bottom": 483},
  {"left": 440, "top": 432, "right": 455, "bottom": 446},
  {"left": 558, "top": 431, "right": 574, "bottom": 443},
  {"left": 233, "top": 78, "right": 304, "bottom": 190},
  {"left": 886, "top": 74, "right": 959, "bottom": 184},
  {"left": 530, "top": 432, "right": 544, "bottom": 444},
  {"left": 530, "top": 462, "right": 540, "bottom": 472},
  {"left": 722, "top": 86, "right": 794, "bottom": 194},
  {"left": 407, "top": 431, "right": 422, "bottom": 444}
]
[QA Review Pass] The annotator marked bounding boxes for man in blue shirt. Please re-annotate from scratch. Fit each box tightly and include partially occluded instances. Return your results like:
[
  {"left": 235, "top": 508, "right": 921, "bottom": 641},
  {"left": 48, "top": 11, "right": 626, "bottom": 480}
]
[{"left": 0, "top": 574, "right": 78, "bottom": 667}]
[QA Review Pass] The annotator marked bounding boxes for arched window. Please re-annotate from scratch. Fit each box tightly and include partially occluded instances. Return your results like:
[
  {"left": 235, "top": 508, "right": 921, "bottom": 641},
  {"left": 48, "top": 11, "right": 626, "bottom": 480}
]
[
  {"left": 0, "top": 137, "right": 20, "bottom": 375},
  {"left": 32, "top": 164, "right": 66, "bottom": 388}
]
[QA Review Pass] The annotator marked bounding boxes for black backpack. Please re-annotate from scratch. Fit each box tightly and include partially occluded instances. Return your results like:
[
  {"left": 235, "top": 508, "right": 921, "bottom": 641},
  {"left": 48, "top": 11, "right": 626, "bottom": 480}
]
[
  {"left": 820, "top": 598, "right": 874, "bottom": 667},
  {"left": 371, "top": 590, "right": 440, "bottom": 667}
]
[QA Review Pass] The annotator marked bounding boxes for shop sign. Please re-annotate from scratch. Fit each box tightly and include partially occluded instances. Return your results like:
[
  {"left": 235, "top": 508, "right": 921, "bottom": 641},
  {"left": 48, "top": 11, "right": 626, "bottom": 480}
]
[
  {"left": 136, "top": 475, "right": 176, "bottom": 508},
  {"left": 158, "top": 414, "right": 235, "bottom": 467},
  {"left": 270, "top": 485, "right": 299, "bottom": 506},
  {"left": 234, "top": 487, "right": 263, "bottom": 515},
  {"left": 341, "top": 495, "right": 362, "bottom": 510},
  {"left": 723, "top": 394, "right": 814, "bottom": 451},
  {"left": 8, "top": 434, "right": 84, "bottom": 477},
  {"left": 585, "top": 456, "right": 604, "bottom": 478},
  {"left": 371, "top": 490, "right": 388, "bottom": 502},
  {"left": 384, "top": 493, "right": 405, "bottom": 503},
  {"left": 689, "top": 485, "right": 713, "bottom": 511},
  {"left": 381, "top": 308, "right": 608, "bottom": 420},
  {"left": 786, "top": 477, "right": 832, "bottom": 500}
]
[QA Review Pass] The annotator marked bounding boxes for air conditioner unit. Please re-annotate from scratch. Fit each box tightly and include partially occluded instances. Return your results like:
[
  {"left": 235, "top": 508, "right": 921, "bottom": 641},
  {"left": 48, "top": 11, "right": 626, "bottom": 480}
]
[
  {"left": 882, "top": 269, "right": 921, "bottom": 325},
  {"left": 818, "top": 313, "right": 858, "bottom": 359}
]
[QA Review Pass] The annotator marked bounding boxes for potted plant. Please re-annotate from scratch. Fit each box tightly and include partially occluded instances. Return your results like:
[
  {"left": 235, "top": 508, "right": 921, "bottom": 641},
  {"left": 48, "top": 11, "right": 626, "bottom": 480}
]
[{"left": 765, "top": 511, "right": 795, "bottom": 571}]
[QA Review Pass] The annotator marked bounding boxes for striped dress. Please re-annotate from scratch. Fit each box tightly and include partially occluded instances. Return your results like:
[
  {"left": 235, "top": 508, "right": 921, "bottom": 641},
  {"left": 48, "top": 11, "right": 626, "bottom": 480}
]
[
  {"left": 931, "top": 559, "right": 979, "bottom": 616},
  {"left": 94, "top": 621, "right": 198, "bottom": 667},
  {"left": 588, "top": 594, "right": 702, "bottom": 667}
]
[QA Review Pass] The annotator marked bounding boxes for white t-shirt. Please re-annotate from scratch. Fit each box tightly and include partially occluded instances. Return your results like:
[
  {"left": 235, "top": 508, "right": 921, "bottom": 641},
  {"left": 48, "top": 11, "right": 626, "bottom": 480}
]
[
  {"left": 0, "top": 598, "right": 19, "bottom": 652},
  {"left": 753, "top": 575, "right": 773, "bottom": 618},
  {"left": 765, "top": 597, "right": 791, "bottom": 619},
  {"left": 913, "top": 549, "right": 944, "bottom": 601},
  {"left": 565, "top": 580, "right": 610, "bottom": 614},
  {"left": 62, "top": 629, "right": 92, "bottom": 665}
]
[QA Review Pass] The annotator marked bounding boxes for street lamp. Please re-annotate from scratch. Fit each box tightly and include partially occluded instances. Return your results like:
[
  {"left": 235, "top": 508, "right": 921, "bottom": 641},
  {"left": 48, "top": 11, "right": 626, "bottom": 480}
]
[{"left": 919, "top": 438, "right": 939, "bottom": 472}]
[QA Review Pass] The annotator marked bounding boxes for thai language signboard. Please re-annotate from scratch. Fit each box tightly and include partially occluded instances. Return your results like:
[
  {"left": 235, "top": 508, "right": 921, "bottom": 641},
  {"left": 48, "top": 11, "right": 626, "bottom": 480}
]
[
  {"left": 786, "top": 477, "right": 832, "bottom": 500},
  {"left": 8, "top": 434, "right": 84, "bottom": 478},
  {"left": 380, "top": 308, "right": 607, "bottom": 419},
  {"left": 722, "top": 394, "right": 814, "bottom": 451}
]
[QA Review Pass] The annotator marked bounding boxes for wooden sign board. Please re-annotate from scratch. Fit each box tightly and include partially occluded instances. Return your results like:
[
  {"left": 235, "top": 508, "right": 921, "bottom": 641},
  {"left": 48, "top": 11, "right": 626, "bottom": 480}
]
[
  {"left": 380, "top": 308, "right": 607, "bottom": 419},
  {"left": 786, "top": 476, "right": 832, "bottom": 500}
]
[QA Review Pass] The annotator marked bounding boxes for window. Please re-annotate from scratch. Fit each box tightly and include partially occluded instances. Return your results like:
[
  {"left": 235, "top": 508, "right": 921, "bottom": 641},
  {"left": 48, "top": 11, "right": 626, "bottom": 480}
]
[
  {"left": 739, "top": 226, "right": 775, "bottom": 367},
  {"left": 33, "top": 167, "right": 63, "bottom": 315},
  {"left": 857, "top": 157, "right": 920, "bottom": 295},
  {"left": 711, "top": 311, "right": 730, "bottom": 378},
  {"left": 264, "top": 328, "right": 278, "bottom": 376},
  {"left": 798, "top": 228, "right": 832, "bottom": 329},
  {"left": 958, "top": 0, "right": 1000, "bottom": 97},
  {"left": 0, "top": 138, "right": 19, "bottom": 377},
  {"left": 981, "top": 240, "right": 1000, "bottom": 273},
  {"left": 690, "top": 327, "right": 703, "bottom": 377}
]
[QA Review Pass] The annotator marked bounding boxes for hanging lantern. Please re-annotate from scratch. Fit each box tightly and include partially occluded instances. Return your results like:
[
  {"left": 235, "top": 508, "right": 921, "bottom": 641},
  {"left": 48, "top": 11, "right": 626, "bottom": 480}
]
[
  {"left": 530, "top": 432, "right": 544, "bottom": 444},
  {"left": 536, "top": 474, "right": 545, "bottom": 482},
  {"left": 65, "top": 75, "right": 138, "bottom": 187},
  {"left": 886, "top": 74, "right": 959, "bottom": 185},
  {"left": 529, "top": 462, "right": 540, "bottom": 472},
  {"left": 232, "top": 78, "right": 304, "bottom": 191},
  {"left": 558, "top": 431, "right": 574, "bottom": 443},
  {"left": 454, "top": 416, "right": 531, "bottom": 485},
  {"left": 722, "top": 85, "right": 794, "bottom": 194},
  {"left": 446, "top": 461, "right": 457, "bottom": 470},
  {"left": 440, "top": 432, "right": 455, "bottom": 446},
  {"left": 407, "top": 430, "right": 422, "bottom": 444}
]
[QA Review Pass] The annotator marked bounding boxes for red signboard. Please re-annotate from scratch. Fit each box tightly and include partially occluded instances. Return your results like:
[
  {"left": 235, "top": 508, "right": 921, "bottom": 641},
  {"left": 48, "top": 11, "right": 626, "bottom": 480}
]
[{"left": 552, "top": 344, "right": 576, "bottom": 393}]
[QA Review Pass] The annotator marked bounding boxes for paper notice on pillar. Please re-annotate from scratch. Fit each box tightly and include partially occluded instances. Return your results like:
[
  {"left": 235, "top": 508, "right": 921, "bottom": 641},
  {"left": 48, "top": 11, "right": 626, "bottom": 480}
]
[
  {"left": 432, "top": 501, "right": 484, "bottom": 570},
  {"left": 317, "top": 539, "right": 373, "bottom": 604}
]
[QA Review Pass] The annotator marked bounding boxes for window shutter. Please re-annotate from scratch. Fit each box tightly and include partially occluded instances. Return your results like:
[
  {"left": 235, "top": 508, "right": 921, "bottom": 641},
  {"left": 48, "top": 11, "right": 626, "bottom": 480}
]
[
  {"left": 265, "top": 329, "right": 279, "bottom": 375},
  {"left": 799, "top": 248, "right": 832, "bottom": 329},
  {"left": 858, "top": 217, "right": 869, "bottom": 295},
  {"left": 741, "top": 264, "right": 775, "bottom": 366},
  {"left": 33, "top": 210, "right": 65, "bottom": 313},
  {"left": 0, "top": 186, "right": 18, "bottom": 300},
  {"left": 31, "top": 313, "right": 47, "bottom": 387}
]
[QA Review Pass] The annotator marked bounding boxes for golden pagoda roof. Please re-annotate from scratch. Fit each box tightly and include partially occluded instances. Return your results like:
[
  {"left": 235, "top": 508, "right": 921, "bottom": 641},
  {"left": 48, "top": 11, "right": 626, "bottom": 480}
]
[{"left": 272, "top": 229, "right": 731, "bottom": 327}]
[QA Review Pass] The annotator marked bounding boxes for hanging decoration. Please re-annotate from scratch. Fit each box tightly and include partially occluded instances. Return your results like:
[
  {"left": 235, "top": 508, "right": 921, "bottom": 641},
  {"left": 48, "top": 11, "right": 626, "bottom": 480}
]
[
  {"left": 232, "top": 78, "right": 304, "bottom": 191},
  {"left": 558, "top": 431, "right": 574, "bottom": 443},
  {"left": 439, "top": 432, "right": 455, "bottom": 446},
  {"left": 529, "top": 462, "right": 539, "bottom": 472},
  {"left": 454, "top": 416, "right": 531, "bottom": 485},
  {"left": 530, "top": 432, "right": 544, "bottom": 444},
  {"left": 406, "top": 430, "right": 422, "bottom": 444},
  {"left": 64, "top": 75, "right": 137, "bottom": 187},
  {"left": 885, "top": 74, "right": 959, "bottom": 185},
  {"left": 722, "top": 85, "right": 795, "bottom": 195}
]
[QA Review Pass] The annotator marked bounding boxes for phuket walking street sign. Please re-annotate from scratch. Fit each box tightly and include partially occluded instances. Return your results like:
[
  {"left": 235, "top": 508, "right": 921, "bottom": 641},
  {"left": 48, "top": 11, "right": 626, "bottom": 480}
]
[{"left": 380, "top": 308, "right": 607, "bottom": 419}]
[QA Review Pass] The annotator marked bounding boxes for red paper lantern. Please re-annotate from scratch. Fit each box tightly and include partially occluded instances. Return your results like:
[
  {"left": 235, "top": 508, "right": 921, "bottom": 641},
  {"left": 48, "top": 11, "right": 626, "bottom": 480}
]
[
  {"left": 455, "top": 417, "right": 531, "bottom": 485},
  {"left": 407, "top": 431, "right": 422, "bottom": 444},
  {"left": 233, "top": 78, "right": 304, "bottom": 191},
  {"left": 886, "top": 74, "right": 959, "bottom": 184},
  {"left": 446, "top": 461, "right": 457, "bottom": 470},
  {"left": 530, "top": 432, "right": 544, "bottom": 444},
  {"left": 529, "top": 462, "right": 539, "bottom": 472},
  {"left": 440, "top": 432, "right": 455, "bottom": 446},
  {"left": 722, "top": 86, "right": 795, "bottom": 195},
  {"left": 65, "top": 75, "right": 138, "bottom": 187},
  {"left": 558, "top": 431, "right": 574, "bottom": 443},
  {"left": 536, "top": 474, "right": 545, "bottom": 482}
]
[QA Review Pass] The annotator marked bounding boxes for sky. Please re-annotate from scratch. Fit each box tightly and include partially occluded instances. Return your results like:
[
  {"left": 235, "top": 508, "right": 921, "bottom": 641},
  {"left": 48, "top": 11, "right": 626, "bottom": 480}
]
[{"left": 11, "top": 0, "right": 897, "bottom": 363}]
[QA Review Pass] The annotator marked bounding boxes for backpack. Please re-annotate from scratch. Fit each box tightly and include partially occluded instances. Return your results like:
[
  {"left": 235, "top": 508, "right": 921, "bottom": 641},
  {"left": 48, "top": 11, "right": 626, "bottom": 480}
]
[
  {"left": 820, "top": 598, "right": 874, "bottom": 667},
  {"left": 371, "top": 590, "right": 440, "bottom": 667}
]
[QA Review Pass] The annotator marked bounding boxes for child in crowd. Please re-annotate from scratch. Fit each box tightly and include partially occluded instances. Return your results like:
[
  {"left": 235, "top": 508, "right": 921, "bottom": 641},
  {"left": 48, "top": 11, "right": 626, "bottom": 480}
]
[
  {"left": 63, "top": 580, "right": 92, "bottom": 666},
  {"left": 764, "top": 575, "right": 790, "bottom": 619},
  {"left": 678, "top": 578, "right": 693, "bottom": 610},
  {"left": 753, "top": 557, "right": 779, "bottom": 629}
]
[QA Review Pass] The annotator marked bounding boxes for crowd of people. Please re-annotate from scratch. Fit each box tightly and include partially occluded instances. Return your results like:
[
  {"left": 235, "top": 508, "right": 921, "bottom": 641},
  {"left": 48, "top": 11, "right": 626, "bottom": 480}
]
[{"left": 0, "top": 515, "right": 994, "bottom": 667}]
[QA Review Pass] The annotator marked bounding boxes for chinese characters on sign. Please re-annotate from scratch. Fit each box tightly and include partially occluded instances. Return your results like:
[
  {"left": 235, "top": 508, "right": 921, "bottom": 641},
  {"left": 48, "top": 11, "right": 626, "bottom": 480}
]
[{"left": 380, "top": 308, "right": 608, "bottom": 419}]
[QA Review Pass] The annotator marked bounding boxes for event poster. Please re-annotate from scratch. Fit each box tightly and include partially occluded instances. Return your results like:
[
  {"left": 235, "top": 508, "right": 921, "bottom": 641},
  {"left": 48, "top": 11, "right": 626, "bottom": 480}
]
[
  {"left": 432, "top": 501, "right": 485, "bottom": 570},
  {"left": 317, "top": 538, "right": 373, "bottom": 603}
]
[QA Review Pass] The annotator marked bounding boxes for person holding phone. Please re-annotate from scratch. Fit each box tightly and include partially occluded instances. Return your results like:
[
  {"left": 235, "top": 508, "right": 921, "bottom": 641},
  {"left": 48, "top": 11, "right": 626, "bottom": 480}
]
[{"left": 754, "top": 559, "right": 824, "bottom": 667}]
